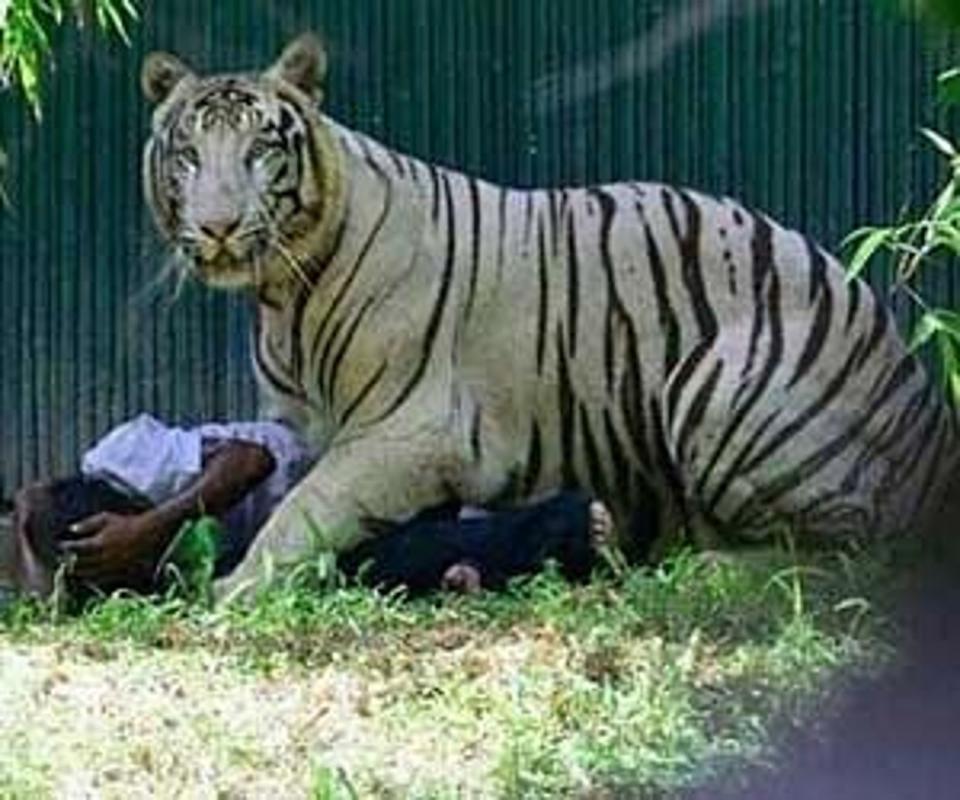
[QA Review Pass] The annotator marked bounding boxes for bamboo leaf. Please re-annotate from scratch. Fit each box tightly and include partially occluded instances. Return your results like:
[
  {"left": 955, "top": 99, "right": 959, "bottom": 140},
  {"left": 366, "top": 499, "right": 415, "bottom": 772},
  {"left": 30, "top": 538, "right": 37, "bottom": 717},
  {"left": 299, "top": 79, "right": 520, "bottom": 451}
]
[
  {"left": 845, "top": 227, "right": 891, "bottom": 280},
  {"left": 930, "top": 180, "right": 957, "bottom": 220},
  {"left": 932, "top": 309, "right": 960, "bottom": 340},
  {"left": 841, "top": 226, "right": 881, "bottom": 249},
  {"left": 951, "top": 371, "right": 960, "bottom": 406},
  {"left": 921, "top": 127, "right": 958, "bottom": 159},
  {"left": 909, "top": 312, "right": 942, "bottom": 352},
  {"left": 937, "top": 334, "right": 960, "bottom": 398},
  {"left": 101, "top": 2, "right": 131, "bottom": 44},
  {"left": 940, "top": 196, "right": 960, "bottom": 220},
  {"left": 929, "top": 228, "right": 960, "bottom": 256},
  {"left": 0, "top": 0, "right": 139, "bottom": 128},
  {"left": 937, "top": 67, "right": 960, "bottom": 107}
]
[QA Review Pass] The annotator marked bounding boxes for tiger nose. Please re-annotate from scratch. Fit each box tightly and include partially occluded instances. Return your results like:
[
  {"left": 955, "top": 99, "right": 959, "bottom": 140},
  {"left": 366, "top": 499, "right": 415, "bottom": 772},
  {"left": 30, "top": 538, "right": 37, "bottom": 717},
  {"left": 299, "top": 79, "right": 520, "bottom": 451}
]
[{"left": 200, "top": 217, "right": 241, "bottom": 242}]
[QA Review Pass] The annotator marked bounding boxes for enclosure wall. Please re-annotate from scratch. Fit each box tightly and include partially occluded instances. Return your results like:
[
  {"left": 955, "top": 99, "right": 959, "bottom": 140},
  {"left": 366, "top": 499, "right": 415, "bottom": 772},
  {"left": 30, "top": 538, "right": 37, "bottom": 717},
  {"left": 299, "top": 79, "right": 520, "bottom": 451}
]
[{"left": 0, "top": 0, "right": 956, "bottom": 497}]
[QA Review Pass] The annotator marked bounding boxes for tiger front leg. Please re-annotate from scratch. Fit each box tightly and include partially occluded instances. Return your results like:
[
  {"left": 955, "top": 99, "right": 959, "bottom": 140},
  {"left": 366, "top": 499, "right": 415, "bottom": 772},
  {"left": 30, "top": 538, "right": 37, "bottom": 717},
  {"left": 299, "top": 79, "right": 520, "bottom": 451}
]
[{"left": 215, "top": 428, "right": 462, "bottom": 602}]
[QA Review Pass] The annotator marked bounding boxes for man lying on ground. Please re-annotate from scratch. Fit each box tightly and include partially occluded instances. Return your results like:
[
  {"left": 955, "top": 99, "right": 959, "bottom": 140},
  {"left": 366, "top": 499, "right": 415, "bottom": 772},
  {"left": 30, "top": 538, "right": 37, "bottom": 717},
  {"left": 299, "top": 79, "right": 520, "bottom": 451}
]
[{"left": 5, "top": 414, "right": 611, "bottom": 602}]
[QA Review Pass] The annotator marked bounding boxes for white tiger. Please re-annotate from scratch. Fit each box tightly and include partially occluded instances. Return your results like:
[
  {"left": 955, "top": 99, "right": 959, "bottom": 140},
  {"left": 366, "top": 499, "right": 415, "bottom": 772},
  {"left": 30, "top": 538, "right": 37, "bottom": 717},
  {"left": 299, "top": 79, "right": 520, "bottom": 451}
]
[{"left": 140, "top": 34, "right": 958, "bottom": 597}]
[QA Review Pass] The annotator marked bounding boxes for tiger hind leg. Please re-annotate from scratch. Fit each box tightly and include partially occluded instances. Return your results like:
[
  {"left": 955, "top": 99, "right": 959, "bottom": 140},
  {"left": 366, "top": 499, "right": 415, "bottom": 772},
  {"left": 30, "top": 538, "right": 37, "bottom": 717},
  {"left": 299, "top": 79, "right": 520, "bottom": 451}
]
[{"left": 661, "top": 332, "right": 947, "bottom": 548}]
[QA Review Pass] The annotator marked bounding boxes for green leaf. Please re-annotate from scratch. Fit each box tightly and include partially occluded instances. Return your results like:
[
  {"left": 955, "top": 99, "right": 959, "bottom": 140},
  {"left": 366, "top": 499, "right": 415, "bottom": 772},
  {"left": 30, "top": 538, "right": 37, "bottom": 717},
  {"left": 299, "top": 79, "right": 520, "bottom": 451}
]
[
  {"left": 909, "top": 312, "right": 942, "bottom": 352},
  {"left": 841, "top": 226, "right": 880, "bottom": 250},
  {"left": 0, "top": 0, "right": 139, "bottom": 126},
  {"left": 844, "top": 227, "right": 891, "bottom": 280},
  {"left": 929, "top": 180, "right": 958, "bottom": 220},
  {"left": 921, "top": 127, "right": 958, "bottom": 159},
  {"left": 937, "top": 333, "right": 960, "bottom": 398},
  {"left": 161, "top": 515, "right": 223, "bottom": 604},
  {"left": 931, "top": 309, "right": 960, "bottom": 340},
  {"left": 938, "top": 67, "right": 960, "bottom": 108},
  {"left": 915, "top": 312, "right": 960, "bottom": 401},
  {"left": 928, "top": 229, "right": 960, "bottom": 257},
  {"left": 94, "top": 0, "right": 138, "bottom": 42},
  {"left": 935, "top": 196, "right": 960, "bottom": 225},
  {"left": 18, "top": 56, "right": 42, "bottom": 119}
]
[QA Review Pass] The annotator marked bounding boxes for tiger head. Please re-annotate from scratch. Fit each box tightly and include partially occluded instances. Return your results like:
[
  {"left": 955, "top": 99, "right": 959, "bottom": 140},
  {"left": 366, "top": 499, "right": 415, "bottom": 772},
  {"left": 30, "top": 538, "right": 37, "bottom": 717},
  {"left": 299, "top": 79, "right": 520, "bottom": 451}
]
[{"left": 141, "top": 34, "right": 344, "bottom": 291}]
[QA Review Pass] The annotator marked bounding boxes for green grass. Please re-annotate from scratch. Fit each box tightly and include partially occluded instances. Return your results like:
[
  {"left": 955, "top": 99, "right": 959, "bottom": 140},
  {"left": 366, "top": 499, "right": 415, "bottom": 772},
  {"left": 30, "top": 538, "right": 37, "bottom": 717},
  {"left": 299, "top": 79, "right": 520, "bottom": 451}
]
[{"left": 0, "top": 545, "right": 899, "bottom": 798}]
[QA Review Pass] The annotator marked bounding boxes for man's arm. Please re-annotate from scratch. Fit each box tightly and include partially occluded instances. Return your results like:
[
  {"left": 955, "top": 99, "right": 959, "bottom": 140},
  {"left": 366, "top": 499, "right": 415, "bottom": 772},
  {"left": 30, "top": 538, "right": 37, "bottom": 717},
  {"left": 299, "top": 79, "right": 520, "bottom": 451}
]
[{"left": 61, "top": 439, "right": 276, "bottom": 585}]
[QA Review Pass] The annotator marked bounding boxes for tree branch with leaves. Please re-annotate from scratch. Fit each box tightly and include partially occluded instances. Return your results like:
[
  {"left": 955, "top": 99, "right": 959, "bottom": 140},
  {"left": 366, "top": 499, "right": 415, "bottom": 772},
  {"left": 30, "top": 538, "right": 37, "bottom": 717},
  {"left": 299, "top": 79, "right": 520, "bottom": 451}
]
[
  {"left": 1, "top": 0, "right": 138, "bottom": 118},
  {"left": 0, "top": 0, "right": 138, "bottom": 198},
  {"left": 845, "top": 68, "right": 960, "bottom": 403}
]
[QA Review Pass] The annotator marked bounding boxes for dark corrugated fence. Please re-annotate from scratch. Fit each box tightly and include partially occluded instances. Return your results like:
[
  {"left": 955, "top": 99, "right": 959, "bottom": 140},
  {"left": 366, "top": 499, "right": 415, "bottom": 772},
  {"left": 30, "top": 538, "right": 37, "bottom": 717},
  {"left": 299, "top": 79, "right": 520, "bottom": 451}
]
[{"left": 0, "top": 0, "right": 957, "bottom": 497}]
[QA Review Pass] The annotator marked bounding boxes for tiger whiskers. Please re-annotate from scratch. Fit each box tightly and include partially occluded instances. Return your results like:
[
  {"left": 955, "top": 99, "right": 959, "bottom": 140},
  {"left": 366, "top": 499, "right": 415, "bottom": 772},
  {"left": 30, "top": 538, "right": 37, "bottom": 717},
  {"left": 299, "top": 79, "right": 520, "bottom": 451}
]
[
  {"left": 252, "top": 203, "right": 315, "bottom": 289},
  {"left": 131, "top": 249, "right": 195, "bottom": 307},
  {"left": 171, "top": 260, "right": 193, "bottom": 301}
]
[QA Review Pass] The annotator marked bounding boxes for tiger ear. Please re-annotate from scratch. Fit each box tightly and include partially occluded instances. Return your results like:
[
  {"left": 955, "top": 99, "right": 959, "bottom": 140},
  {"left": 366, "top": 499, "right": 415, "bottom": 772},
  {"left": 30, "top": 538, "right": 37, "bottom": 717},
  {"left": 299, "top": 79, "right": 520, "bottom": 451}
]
[
  {"left": 266, "top": 33, "right": 328, "bottom": 100},
  {"left": 141, "top": 52, "right": 194, "bottom": 104}
]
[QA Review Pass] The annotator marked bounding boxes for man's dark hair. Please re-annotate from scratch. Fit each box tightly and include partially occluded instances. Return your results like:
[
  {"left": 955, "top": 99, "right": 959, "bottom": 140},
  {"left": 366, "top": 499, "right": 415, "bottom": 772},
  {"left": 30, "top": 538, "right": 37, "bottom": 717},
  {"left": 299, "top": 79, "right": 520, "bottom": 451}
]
[{"left": 23, "top": 475, "right": 152, "bottom": 592}]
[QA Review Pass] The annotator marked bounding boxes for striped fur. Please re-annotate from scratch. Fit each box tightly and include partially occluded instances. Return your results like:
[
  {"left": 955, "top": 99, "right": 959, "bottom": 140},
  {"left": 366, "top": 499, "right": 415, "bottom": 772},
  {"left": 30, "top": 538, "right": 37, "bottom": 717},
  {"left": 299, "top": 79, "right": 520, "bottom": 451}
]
[{"left": 142, "top": 36, "right": 957, "bottom": 592}]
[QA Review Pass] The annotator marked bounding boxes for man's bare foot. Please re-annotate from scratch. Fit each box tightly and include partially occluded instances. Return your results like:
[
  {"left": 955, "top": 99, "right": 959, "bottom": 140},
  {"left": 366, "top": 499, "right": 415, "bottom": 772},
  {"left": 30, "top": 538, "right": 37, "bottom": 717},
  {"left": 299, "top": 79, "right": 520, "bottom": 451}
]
[
  {"left": 588, "top": 501, "right": 615, "bottom": 552},
  {"left": 441, "top": 562, "right": 483, "bottom": 594}
]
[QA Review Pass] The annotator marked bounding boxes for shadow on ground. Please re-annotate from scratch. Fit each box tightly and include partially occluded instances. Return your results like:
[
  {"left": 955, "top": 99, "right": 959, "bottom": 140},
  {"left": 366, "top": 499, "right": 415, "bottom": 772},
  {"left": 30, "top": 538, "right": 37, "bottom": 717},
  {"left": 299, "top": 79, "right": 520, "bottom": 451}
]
[{"left": 689, "top": 494, "right": 960, "bottom": 800}]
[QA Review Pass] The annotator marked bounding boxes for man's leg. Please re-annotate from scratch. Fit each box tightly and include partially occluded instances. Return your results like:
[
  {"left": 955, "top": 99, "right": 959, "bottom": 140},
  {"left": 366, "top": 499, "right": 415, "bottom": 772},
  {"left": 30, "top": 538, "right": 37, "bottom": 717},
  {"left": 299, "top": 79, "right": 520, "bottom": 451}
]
[
  {"left": 450, "top": 493, "right": 598, "bottom": 587},
  {"left": 337, "top": 503, "right": 466, "bottom": 593},
  {"left": 338, "top": 493, "right": 612, "bottom": 595}
]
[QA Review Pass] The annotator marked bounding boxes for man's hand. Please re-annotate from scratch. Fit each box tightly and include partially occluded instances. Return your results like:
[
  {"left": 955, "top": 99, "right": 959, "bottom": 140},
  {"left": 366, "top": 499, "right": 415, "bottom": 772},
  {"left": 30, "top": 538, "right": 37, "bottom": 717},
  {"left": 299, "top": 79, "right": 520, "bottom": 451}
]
[{"left": 60, "top": 512, "right": 169, "bottom": 586}]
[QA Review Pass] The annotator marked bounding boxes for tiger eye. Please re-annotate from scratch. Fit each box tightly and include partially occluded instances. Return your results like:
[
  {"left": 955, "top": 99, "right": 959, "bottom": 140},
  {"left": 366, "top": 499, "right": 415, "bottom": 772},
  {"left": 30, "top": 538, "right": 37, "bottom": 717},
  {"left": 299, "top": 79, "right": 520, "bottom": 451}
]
[
  {"left": 247, "top": 139, "right": 272, "bottom": 162},
  {"left": 176, "top": 146, "right": 200, "bottom": 173}
]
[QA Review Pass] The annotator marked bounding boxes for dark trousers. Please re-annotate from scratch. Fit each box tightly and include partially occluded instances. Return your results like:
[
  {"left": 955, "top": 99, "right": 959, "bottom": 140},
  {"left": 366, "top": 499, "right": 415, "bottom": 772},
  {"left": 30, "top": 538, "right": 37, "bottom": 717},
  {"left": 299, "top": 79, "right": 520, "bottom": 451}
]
[{"left": 339, "top": 491, "right": 595, "bottom": 593}]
